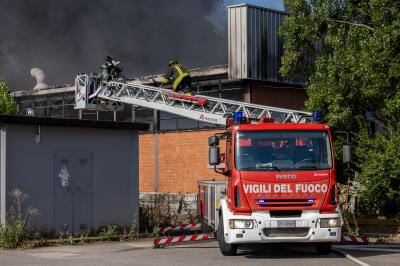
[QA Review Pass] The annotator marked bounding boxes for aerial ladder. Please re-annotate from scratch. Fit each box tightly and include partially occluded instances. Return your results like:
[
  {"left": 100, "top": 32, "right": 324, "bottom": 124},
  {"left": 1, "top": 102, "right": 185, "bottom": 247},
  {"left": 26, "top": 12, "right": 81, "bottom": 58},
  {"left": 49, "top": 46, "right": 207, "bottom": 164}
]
[
  {"left": 74, "top": 74, "right": 324, "bottom": 248},
  {"left": 74, "top": 74, "right": 311, "bottom": 124}
]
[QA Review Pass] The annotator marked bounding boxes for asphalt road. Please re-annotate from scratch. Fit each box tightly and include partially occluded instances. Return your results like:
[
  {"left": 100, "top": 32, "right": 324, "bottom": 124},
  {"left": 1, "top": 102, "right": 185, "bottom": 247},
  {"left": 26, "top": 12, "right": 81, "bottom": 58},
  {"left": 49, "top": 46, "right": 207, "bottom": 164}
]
[{"left": 1, "top": 240, "right": 399, "bottom": 266}]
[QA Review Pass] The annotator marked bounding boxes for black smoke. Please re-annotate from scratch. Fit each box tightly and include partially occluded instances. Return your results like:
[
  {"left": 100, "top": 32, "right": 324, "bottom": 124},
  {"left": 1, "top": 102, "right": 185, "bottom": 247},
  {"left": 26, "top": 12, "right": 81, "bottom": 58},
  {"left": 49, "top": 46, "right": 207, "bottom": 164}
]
[{"left": 0, "top": 0, "right": 227, "bottom": 90}]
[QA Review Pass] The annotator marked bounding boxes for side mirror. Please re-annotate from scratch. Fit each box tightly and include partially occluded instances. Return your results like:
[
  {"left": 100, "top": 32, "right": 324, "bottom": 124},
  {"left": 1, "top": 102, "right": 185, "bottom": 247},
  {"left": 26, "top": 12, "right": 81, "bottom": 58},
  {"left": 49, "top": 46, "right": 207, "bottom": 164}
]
[
  {"left": 209, "top": 146, "right": 220, "bottom": 165},
  {"left": 208, "top": 136, "right": 219, "bottom": 147},
  {"left": 343, "top": 145, "right": 352, "bottom": 164}
]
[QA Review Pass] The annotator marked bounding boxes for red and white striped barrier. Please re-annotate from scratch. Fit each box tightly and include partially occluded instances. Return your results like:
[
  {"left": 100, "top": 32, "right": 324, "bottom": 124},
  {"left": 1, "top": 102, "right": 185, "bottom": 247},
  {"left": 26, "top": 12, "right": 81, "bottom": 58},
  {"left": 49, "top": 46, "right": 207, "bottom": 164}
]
[
  {"left": 154, "top": 233, "right": 213, "bottom": 246},
  {"left": 341, "top": 235, "right": 369, "bottom": 244},
  {"left": 159, "top": 223, "right": 201, "bottom": 233}
]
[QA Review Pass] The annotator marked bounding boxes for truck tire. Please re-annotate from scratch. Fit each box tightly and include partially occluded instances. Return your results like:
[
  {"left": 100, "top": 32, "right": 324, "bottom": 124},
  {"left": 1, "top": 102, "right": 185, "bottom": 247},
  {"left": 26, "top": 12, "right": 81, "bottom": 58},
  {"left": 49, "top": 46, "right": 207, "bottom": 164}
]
[
  {"left": 316, "top": 243, "right": 331, "bottom": 255},
  {"left": 217, "top": 215, "right": 238, "bottom": 256}
]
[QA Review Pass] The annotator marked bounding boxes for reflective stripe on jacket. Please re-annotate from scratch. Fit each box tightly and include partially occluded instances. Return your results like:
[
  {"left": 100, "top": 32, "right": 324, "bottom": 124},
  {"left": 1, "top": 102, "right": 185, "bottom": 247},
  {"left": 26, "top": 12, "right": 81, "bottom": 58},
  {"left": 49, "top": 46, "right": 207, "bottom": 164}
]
[{"left": 162, "top": 64, "right": 190, "bottom": 90}]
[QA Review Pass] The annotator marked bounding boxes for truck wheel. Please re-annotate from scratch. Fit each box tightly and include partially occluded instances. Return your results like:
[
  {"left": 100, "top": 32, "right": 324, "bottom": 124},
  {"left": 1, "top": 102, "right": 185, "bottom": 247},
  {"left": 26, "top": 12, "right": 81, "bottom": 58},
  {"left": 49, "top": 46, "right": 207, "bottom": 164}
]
[
  {"left": 316, "top": 243, "right": 331, "bottom": 255},
  {"left": 217, "top": 215, "right": 238, "bottom": 256}
]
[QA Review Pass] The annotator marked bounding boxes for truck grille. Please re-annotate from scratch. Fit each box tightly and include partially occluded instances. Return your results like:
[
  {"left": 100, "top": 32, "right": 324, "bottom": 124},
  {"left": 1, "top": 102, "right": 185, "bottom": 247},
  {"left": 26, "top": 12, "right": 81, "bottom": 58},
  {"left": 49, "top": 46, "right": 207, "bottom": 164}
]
[
  {"left": 258, "top": 199, "right": 315, "bottom": 207},
  {"left": 263, "top": 228, "right": 310, "bottom": 238}
]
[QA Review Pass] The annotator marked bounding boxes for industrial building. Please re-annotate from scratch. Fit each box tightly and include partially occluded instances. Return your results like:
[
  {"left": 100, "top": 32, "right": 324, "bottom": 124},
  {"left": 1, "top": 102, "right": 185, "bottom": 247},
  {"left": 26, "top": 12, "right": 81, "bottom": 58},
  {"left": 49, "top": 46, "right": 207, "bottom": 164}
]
[
  {"left": 0, "top": 115, "right": 148, "bottom": 234},
  {"left": 11, "top": 4, "right": 307, "bottom": 194}
]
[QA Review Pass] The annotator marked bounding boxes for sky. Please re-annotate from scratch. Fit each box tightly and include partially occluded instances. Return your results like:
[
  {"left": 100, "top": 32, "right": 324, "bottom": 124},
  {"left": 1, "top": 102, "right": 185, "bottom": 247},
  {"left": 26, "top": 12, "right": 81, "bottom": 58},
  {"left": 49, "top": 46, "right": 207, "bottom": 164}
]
[{"left": 0, "top": 0, "right": 285, "bottom": 90}]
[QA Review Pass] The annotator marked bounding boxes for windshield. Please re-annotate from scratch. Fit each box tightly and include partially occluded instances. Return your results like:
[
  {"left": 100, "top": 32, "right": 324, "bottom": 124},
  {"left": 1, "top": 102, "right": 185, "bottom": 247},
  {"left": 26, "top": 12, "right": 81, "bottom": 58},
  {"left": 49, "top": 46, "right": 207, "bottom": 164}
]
[{"left": 235, "top": 130, "right": 332, "bottom": 171}]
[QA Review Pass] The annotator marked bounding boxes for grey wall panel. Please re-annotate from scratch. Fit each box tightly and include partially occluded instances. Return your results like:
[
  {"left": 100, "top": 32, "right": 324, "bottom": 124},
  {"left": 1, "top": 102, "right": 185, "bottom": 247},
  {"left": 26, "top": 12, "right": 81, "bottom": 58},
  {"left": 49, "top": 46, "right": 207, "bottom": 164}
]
[
  {"left": 0, "top": 126, "right": 6, "bottom": 226},
  {"left": 228, "top": 5, "right": 247, "bottom": 79},
  {"left": 5, "top": 124, "right": 138, "bottom": 234},
  {"left": 228, "top": 4, "right": 304, "bottom": 85}
]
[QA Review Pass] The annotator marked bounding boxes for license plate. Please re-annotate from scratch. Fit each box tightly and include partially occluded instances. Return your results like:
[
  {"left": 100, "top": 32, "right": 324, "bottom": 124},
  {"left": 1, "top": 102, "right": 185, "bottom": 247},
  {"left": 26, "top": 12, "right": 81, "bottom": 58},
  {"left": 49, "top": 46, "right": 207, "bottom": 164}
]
[{"left": 277, "top": 220, "right": 296, "bottom": 228}]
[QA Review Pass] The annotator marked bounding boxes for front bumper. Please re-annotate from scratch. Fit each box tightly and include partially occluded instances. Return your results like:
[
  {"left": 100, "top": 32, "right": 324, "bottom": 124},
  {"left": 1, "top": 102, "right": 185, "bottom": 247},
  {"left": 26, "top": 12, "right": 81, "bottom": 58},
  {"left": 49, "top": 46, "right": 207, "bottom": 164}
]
[{"left": 221, "top": 203, "right": 341, "bottom": 244}]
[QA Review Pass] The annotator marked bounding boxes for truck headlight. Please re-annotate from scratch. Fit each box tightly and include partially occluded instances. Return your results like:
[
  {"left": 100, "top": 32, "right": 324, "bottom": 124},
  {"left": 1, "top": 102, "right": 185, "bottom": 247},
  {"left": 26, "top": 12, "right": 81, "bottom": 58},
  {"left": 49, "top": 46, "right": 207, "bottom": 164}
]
[
  {"left": 229, "top": 219, "right": 255, "bottom": 229},
  {"left": 319, "top": 218, "right": 341, "bottom": 228}
]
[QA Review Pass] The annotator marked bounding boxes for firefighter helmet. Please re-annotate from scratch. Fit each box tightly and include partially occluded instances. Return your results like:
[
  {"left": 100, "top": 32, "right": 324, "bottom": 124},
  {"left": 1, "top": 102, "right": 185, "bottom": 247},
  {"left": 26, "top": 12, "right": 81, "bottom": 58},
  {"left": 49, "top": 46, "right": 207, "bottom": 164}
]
[
  {"left": 168, "top": 59, "right": 178, "bottom": 66},
  {"left": 105, "top": 56, "right": 112, "bottom": 63}
]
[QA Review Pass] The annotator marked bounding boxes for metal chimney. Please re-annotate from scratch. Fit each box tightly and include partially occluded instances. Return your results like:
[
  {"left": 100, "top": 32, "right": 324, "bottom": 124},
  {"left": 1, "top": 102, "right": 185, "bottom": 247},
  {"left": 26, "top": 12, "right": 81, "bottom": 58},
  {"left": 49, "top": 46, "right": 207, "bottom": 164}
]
[{"left": 31, "top": 68, "right": 48, "bottom": 90}]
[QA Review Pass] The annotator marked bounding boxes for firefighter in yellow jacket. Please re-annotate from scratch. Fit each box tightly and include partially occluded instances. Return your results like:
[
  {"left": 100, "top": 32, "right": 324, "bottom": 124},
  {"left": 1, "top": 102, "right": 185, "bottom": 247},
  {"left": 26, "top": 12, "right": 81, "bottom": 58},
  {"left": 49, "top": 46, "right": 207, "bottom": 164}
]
[{"left": 161, "top": 59, "right": 192, "bottom": 95}]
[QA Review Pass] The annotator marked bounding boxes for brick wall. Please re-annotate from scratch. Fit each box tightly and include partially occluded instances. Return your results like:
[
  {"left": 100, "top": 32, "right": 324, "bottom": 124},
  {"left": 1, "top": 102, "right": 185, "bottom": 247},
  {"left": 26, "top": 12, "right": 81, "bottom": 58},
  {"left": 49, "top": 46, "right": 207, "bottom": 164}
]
[
  {"left": 139, "top": 129, "right": 226, "bottom": 193},
  {"left": 139, "top": 133, "right": 155, "bottom": 192}
]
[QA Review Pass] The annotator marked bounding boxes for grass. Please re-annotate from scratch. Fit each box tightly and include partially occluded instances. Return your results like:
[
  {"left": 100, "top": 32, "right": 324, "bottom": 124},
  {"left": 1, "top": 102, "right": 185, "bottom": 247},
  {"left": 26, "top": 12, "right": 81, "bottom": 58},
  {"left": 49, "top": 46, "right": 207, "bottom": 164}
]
[
  {"left": 99, "top": 225, "right": 119, "bottom": 241},
  {"left": 0, "top": 188, "right": 39, "bottom": 249}
]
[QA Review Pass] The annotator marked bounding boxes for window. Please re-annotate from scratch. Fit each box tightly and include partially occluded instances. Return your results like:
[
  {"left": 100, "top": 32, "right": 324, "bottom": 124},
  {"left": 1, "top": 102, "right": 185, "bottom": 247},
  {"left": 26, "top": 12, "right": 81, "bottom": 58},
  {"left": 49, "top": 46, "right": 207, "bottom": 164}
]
[{"left": 235, "top": 130, "right": 332, "bottom": 171}]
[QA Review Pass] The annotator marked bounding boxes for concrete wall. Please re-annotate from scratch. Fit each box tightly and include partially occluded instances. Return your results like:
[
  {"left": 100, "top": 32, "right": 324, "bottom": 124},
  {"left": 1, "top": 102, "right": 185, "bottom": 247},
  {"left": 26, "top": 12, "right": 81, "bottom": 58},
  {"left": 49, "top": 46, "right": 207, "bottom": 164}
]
[
  {"left": 139, "top": 192, "right": 198, "bottom": 231},
  {"left": 1, "top": 124, "right": 138, "bottom": 235},
  {"left": 139, "top": 130, "right": 226, "bottom": 193}
]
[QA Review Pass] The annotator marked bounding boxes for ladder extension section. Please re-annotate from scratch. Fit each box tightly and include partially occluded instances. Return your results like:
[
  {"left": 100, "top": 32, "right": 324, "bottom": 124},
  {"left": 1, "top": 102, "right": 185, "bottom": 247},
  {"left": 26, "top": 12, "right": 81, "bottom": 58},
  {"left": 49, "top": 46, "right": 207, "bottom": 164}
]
[{"left": 75, "top": 74, "right": 311, "bottom": 125}]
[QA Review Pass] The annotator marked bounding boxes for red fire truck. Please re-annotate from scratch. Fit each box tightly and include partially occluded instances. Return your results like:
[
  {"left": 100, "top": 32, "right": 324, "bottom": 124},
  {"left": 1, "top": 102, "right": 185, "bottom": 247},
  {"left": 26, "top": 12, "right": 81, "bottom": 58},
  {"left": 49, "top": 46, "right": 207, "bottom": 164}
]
[
  {"left": 75, "top": 75, "right": 347, "bottom": 255},
  {"left": 207, "top": 112, "right": 345, "bottom": 256}
]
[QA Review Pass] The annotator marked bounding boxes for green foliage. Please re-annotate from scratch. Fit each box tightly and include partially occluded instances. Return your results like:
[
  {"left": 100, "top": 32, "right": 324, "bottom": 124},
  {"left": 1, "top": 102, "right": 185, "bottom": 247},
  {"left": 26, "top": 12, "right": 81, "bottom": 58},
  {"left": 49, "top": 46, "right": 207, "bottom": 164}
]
[
  {"left": 0, "top": 79, "right": 18, "bottom": 115},
  {"left": 128, "top": 209, "right": 140, "bottom": 239},
  {"left": 355, "top": 128, "right": 400, "bottom": 216},
  {"left": 281, "top": 0, "right": 400, "bottom": 131},
  {"left": 99, "top": 225, "right": 119, "bottom": 241},
  {"left": 281, "top": 0, "right": 400, "bottom": 216},
  {"left": 0, "top": 189, "right": 39, "bottom": 248}
]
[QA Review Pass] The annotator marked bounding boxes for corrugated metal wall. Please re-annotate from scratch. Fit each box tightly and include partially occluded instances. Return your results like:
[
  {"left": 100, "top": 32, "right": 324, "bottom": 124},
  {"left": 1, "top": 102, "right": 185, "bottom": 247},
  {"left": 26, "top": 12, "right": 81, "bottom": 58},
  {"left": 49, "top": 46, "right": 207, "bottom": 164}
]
[{"left": 228, "top": 4, "right": 303, "bottom": 85}]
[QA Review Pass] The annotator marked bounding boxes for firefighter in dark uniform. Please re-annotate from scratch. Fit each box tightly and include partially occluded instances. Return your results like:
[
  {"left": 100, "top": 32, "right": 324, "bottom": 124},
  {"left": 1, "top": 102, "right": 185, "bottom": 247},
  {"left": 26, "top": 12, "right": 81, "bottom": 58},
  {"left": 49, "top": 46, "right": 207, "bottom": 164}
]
[
  {"left": 161, "top": 59, "right": 192, "bottom": 95},
  {"left": 100, "top": 56, "right": 122, "bottom": 82}
]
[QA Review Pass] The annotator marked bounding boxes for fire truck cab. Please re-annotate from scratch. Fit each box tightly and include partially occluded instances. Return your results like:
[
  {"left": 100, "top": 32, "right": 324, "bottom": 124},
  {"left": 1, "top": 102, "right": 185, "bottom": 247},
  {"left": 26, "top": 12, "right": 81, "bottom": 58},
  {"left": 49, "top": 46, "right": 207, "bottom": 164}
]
[{"left": 208, "top": 112, "right": 344, "bottom": 256}]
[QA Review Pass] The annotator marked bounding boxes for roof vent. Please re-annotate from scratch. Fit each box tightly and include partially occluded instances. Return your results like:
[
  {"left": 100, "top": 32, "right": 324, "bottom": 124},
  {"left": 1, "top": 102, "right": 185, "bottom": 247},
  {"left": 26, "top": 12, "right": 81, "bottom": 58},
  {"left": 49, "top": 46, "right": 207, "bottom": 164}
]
[{"left": 31, "top": 68, "right": 48, "bottom": 90}]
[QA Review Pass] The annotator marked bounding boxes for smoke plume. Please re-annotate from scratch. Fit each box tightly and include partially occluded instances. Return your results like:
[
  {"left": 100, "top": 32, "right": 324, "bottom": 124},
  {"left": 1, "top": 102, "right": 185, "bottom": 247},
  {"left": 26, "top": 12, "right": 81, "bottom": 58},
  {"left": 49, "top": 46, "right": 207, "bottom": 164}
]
[{"left": 0, "top": 0, "right": 227, "bottom": 90}]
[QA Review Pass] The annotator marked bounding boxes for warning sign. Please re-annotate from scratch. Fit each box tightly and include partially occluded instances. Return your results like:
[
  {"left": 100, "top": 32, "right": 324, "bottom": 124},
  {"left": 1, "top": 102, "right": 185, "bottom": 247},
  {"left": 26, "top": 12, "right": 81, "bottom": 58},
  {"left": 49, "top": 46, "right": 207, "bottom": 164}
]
[{"left": 58, "top": 164, "right": 70, "bottom": 187}]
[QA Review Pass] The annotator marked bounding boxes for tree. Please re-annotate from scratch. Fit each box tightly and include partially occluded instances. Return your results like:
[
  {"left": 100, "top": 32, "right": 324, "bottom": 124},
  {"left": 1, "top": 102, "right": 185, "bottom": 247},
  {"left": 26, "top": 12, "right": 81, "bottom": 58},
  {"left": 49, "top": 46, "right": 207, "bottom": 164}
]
[
  {"left": 280, "top": 0, "right": 400, "bottom": 216},
  {"left": 355, "top": 128, "right": 400, "bottom": 216},
  {"left": 0, "top": 79, "right": 18, "bottom": 115}
]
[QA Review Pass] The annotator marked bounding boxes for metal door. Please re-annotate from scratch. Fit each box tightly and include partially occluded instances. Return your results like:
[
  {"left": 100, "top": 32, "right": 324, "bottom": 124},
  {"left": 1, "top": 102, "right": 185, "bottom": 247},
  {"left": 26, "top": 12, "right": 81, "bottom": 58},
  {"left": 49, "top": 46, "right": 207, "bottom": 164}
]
[
  {"left": 53, "top": 150, "right": 92, "bottom": 235},
  {"left": 53, "top": 151, "right": 74, "bottom": 235},
  {"left": 72, "top": 151, "right": 92, "bottom": 234}
]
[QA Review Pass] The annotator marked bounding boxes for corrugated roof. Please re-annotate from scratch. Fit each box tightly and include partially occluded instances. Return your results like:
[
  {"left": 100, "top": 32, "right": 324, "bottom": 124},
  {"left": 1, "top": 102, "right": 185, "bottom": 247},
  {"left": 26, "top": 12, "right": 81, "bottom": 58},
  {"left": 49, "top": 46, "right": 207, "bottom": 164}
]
[{"left": 11, "top": 64, "right": 229, "bottom": 98}]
